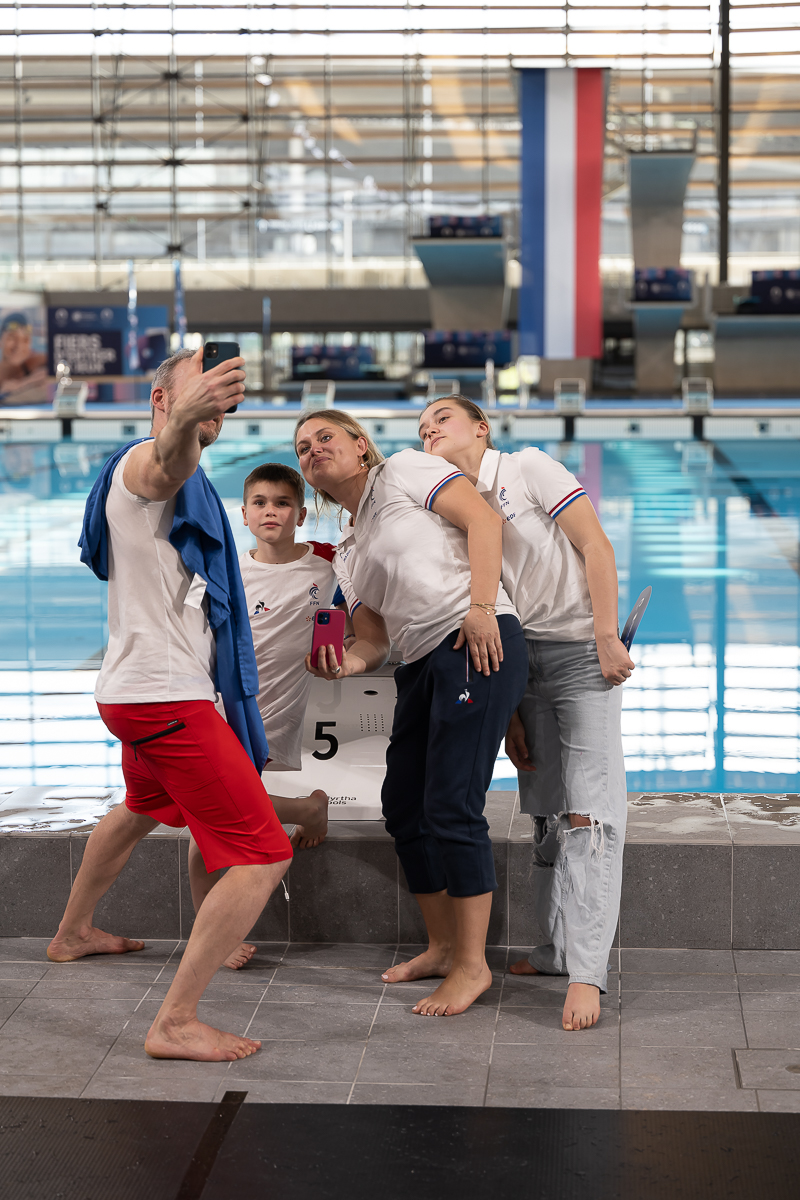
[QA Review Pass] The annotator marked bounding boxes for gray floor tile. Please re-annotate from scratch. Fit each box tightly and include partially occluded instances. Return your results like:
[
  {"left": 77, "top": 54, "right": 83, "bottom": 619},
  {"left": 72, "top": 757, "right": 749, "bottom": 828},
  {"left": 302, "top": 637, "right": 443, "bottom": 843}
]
[
  {"left": 621, "top": 1046, "right": 739, "bottom": 1089},
  {"left": 261, "top": 982, "right": 386, "bottom": 1006},
  {"left": 494, "top": 1006, "right": 619, "bottom": 1044},
  {"left": 0, "top": 997, "right": 141, "bottom": 1078},
  {"left": 756, "top": 1090, "right": 800, "bottom": 1112},
  {"left": 740, "top": 992, "right": 800, "bottom": 1014},
  {"left": 735, "top": 1048, "right": 800, "bottom": 1089},
  {"left": 357, "top": 1037, "right": 491, "bottom": 1087},
  {"left": 280, "top": 943, "right": 396, "bottom": 971},
  {"left": 622, "top": 1087, "right": 758, "bottom": 1111},
  {"left": 223, "top": 1080, "right": 353, "bottom": 1104},
  {"left": 620, "top": 972, "right": 738, "bottom": 992},
  {"left": 742, "top": 1010, "right": 800, "bottom": 1049},
  {"left": 0, "top": 964, "right": 48, "bottom": 981},
  {"left": 352, "top": 1083, "right": 487, "bottom": 1106},
  {"left": 0, "top": 1074, "right": 89, "bottom": 1098},
  {"left": 735, "top": 950, "right": 800, "bottom": 975},
  {"left": 146, "top": 981, "right": 272, "bottom": 1003},
  {"left": 0, "top": 997, "right": 23, "bottom": 1026},
  {"left": 737, "top": 974, "right": 800, "bottom": 993},
  {"left": 620, "top": 991, "right": 747, "bottom": 1048},
  {"left": 28, "top": 978, "right": 155, "bottom": 1001},
  {"left": 486, "top": 1085, "right": 620, "bottom": 1109},
  {"left": 0, "top": 937, "right": 53, "bottom": 960},
  {"left": 489, "top": 1042, "right": 619, "bottom": 1089},
  {"left": 0, "top": 980, "right": 37, "bottom": 999},
  {"left": 247, "top": 1002, "right": 378, "bottom": 1043},
  {"left": 271, "top": 965, "right": 392, "bottom": 991},
  {"left": 223, "top": 1036, "right": 367, "bottom": 1083},
  {"left": 82, "top": 1075, "right": 221, "bottom": 1102},
  {"left": 620, "top": 949, "right": 735, "bottom": 974}
]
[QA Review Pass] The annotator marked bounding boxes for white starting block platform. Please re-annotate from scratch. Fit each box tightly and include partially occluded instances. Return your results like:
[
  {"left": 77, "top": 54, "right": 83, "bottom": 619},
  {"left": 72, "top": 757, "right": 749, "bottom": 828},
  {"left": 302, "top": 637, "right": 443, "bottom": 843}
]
[{"left": 263, "top": 667, "right": 399, "bottom": 821}]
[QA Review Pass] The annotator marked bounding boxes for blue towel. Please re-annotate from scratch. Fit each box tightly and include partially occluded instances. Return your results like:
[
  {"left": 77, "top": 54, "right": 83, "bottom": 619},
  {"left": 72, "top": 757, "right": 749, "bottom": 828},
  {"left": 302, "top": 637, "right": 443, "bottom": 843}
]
[{"left": 79, "top": 439, "right": 268, "bottom": 772}]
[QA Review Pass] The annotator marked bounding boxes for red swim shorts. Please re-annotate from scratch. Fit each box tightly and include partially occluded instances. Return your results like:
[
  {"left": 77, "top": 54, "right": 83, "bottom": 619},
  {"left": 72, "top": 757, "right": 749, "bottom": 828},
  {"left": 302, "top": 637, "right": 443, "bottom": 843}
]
[{"left": 97, "top": 699, "right": 293, "bottom": 873}]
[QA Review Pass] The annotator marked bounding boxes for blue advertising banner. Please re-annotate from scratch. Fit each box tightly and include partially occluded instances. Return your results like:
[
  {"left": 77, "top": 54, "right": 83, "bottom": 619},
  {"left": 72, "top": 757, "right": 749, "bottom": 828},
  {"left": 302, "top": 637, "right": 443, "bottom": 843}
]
[{"left": 48, "top": 305, "right": 168, "bottom": 376}]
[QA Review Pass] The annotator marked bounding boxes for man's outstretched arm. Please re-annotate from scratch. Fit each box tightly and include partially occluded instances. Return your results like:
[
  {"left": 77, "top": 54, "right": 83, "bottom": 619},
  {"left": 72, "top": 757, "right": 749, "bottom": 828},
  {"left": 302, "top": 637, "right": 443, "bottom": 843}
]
[{"left": 124, "top": 347, "right": 245, "bottom": 502}]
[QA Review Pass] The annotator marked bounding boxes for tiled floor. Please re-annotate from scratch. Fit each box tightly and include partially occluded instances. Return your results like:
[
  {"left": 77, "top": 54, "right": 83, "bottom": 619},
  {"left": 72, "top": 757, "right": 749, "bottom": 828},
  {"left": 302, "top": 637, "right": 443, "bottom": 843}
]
[{"left": 0, "top": 939, "right": 799, "bottom": 1111}]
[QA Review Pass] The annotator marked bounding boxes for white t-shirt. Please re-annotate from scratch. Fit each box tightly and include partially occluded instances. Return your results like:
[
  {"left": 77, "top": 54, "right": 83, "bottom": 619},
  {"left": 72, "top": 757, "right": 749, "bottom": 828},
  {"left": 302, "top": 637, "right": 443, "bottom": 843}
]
[
  {"left": 240, "top": 542, "right": 338, "bottom": 771},
  {"left": 95, "top": 447, "right": 217, "bottom": 703},
  {"left": 476, "top": 447, "right": 594, "bottom": 642},
  {"left": 333, "top": 448, "right": 517, "bottom": 664}
]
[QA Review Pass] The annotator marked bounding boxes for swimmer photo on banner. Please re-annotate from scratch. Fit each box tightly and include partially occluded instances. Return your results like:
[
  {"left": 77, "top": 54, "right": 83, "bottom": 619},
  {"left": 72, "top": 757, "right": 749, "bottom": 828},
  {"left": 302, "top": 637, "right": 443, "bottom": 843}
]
[{"left": 0, "top": 294, "right": 47, "bottom": 405}]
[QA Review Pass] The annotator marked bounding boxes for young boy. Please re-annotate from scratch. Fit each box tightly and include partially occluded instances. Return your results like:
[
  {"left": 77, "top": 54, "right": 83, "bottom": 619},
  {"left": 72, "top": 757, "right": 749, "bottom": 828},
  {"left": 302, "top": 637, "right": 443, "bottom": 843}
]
[{"left": 188, "top": 462, "right": 339, "bottom": 968}]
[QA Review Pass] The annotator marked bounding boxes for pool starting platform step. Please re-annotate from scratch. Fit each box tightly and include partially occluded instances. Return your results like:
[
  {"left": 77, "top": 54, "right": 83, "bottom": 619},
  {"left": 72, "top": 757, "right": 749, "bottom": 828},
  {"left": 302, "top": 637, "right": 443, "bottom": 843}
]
[{"left": 1, "top": 790, "right": 798, "bottom": 950}]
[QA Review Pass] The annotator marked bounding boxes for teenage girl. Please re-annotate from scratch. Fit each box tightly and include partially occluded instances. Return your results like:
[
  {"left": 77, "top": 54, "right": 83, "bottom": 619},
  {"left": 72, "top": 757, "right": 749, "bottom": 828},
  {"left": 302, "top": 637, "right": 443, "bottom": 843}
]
[
  {"left": 420, "top": 395, "right": 633, "bottom": 1032},
  {"left": 294, "top": 409, "right": 528, "bottom": 1016}
]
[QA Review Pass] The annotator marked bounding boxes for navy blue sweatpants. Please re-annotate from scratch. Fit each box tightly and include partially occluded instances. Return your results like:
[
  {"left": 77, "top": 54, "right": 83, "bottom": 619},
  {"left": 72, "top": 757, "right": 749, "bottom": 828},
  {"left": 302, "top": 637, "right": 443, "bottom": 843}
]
[{"left": 381, "top": 615, "right": 528, "bottom": 898}]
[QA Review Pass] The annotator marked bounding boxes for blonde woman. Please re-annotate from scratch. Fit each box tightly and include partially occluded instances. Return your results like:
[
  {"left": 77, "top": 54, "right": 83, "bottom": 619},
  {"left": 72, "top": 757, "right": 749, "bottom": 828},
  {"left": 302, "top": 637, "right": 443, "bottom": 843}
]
[
  {"left": 420, "top": 395, "right": 633, "bottom": 1032},
  {"left": 294, "top": 409, "right": 528, "bottom": 1017}
]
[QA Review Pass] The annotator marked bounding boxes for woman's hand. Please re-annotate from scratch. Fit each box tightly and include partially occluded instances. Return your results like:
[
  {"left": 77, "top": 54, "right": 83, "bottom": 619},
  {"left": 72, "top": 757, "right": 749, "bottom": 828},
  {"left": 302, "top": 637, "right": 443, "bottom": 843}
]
[
  {"left": 454, "top": 608, "right": 503, "bottom": 676},
  {"left": 597, "top": 634, "right": 635, "bottom": 685},
  {"left": 304, "top": 644, "right": 365, "bottom": 681},
  {"left": 505, "top": 710, "right": 535, "bottom": 773}
]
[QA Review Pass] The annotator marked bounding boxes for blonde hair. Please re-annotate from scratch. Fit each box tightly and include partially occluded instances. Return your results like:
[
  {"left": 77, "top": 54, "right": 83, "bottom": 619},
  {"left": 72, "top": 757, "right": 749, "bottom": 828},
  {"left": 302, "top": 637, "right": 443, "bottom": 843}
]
[
  {"left": 294, "top": 408, "right": 384, "bottom": 518},
  {"left": 421, "top": 393, "right": 496, "bottom": 450}
]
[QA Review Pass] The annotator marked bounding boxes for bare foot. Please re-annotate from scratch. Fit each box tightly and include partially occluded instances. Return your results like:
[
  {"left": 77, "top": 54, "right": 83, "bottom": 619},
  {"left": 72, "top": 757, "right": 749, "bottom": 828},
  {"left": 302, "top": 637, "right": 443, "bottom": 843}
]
[
  {"left": 291, "top": 789, "right": 329, "bottom": 850},
  {"left": 222, "top": 942, "right": 256, "bottom": 971},
  {"left": 562, "top": 982, "right": 601, "bottom": 1031},
  {"left": 47, "top": 926, "right": 145, "bottom": 963},
  {"left": 381, "top": 946, "right": 452, "bottom": 984},
  {"left": 508, "top": 958, "right": 541, "bottom": 976},
  {"left": 412, "top": 962, "right": 492, "bottom": 1016},
  {"left": 145, "top": 1015, "right": 261, "bottom": 1062}
]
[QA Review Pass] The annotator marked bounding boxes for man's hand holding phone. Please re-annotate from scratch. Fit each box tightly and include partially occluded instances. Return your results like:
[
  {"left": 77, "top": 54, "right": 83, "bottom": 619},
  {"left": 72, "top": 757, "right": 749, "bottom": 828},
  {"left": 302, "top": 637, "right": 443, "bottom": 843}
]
[{"left": 170, "top": 345, "right": 245, "bottom": 429}]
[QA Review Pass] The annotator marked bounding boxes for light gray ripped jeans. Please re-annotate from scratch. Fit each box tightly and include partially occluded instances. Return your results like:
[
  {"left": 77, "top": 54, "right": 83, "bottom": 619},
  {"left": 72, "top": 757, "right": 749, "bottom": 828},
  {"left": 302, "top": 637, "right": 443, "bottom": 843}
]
[{"left": 516, "top": 638, "right": 626, "bottom": 994}]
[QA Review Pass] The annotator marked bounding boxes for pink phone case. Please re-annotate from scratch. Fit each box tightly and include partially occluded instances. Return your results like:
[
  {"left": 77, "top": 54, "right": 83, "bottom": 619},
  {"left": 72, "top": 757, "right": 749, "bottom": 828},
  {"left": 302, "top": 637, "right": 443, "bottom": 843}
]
[{"left": 310, "top": 608, "right": 347, "bottom": 670}]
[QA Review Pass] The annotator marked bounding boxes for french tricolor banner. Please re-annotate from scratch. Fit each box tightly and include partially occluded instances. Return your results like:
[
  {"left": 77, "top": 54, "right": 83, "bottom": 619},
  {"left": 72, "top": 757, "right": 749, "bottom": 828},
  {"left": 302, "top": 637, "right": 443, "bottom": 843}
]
[{"left": 518, "top": 68, "right": 606, "bottom": 360}]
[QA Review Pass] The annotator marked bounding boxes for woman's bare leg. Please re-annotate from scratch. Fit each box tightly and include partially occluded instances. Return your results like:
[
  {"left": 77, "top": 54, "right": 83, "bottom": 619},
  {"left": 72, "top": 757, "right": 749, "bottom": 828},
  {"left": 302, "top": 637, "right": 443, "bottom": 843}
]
[
  {"left": 381, "top": 890, "right": 456, "bottom": 983},
  {"left": 412, "top": 892, "right": 494, "bottom": 1016}
]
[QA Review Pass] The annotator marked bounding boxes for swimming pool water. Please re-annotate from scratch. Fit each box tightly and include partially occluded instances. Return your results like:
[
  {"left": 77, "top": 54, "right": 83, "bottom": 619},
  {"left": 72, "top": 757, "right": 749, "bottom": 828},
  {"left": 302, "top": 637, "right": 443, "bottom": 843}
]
[{"left": 1, "top": 434, "right": 798, "bottom": 793}]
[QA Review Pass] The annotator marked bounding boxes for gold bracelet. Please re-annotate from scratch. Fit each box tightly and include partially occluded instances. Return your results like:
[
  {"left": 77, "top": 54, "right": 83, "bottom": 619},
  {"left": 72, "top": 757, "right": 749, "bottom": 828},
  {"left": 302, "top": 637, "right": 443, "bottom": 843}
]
[{"left": 469, "top": 602, "right": 497, "bottom": 614}]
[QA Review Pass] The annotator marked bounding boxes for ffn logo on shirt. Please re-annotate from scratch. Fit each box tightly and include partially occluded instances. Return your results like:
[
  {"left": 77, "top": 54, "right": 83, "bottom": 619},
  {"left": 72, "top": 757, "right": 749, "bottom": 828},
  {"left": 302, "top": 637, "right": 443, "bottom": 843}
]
[
  {"left": 308, "top": 583, "right": 320, "bottom": 606},
  {"left": 498, "top": 484, "right": 516, "bottom": 523}
]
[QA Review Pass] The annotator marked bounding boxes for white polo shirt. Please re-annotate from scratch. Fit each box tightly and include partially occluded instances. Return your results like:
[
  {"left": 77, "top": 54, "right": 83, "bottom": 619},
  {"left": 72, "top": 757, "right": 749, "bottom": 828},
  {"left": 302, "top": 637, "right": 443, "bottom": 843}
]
[
  {"left": 95, "top": 447, "right": 216, "bottom": 704},
  {"left": 476, "top": 447, "right": 595, "bottom": 642},
  {"left": 333, "top": 448, "right": 517, "bottom": 664},
  {"left": 240, "top": 541, "right": 338, "bottom": 771}
]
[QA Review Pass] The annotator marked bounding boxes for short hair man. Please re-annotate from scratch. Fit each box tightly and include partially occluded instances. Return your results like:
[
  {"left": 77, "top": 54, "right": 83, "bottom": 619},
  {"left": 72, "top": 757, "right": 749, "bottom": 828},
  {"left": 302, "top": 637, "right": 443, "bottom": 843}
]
[{"left": 47, "top": 347, "right": 293, "bottom": 1062}]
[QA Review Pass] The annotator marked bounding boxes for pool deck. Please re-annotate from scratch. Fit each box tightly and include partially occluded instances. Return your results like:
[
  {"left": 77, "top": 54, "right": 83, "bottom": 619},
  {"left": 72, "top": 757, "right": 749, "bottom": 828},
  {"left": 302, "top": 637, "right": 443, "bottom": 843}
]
[{"left": 1, "top": 791, "right": 800, "bottom": 1112}]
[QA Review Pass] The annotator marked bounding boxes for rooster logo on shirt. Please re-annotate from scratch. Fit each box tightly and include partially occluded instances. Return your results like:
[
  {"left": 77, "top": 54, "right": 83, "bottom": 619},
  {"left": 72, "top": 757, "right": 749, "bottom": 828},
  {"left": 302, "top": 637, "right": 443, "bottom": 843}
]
[
  {"left": 251, "top": 601, "right": 269, "bottom": 616},
  {"left": 457, "top": 689, "right": 473, "bottom": 705}
]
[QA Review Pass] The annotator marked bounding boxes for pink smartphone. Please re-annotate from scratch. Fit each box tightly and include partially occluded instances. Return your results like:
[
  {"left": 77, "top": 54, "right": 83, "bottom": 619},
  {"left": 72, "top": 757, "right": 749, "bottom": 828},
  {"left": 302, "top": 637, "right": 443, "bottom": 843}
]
[{"left": 310, "top": 608, "right": 347, "bottom": 671}]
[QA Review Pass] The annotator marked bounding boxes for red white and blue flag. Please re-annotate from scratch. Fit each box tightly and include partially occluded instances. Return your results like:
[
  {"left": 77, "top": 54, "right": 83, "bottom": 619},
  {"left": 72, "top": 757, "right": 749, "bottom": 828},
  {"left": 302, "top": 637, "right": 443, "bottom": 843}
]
[{"left": 518, "top": 68, "right": 605, "bottom": 361}]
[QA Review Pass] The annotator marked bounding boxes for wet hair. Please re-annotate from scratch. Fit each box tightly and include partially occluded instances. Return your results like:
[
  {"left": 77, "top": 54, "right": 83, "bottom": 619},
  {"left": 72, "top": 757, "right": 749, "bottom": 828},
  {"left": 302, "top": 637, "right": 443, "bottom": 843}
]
[
  {"left": 149, "top": 348, "right": 195, "bottom": 422},
  {"left": 242, "top": 462, "right": 305, "bottom": 508},
  {"left": 293, "top": 408, "right": 384, "bottom": 517},
  {"left": 421, "top": 393, "right": 496, "bottom": 450}
]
